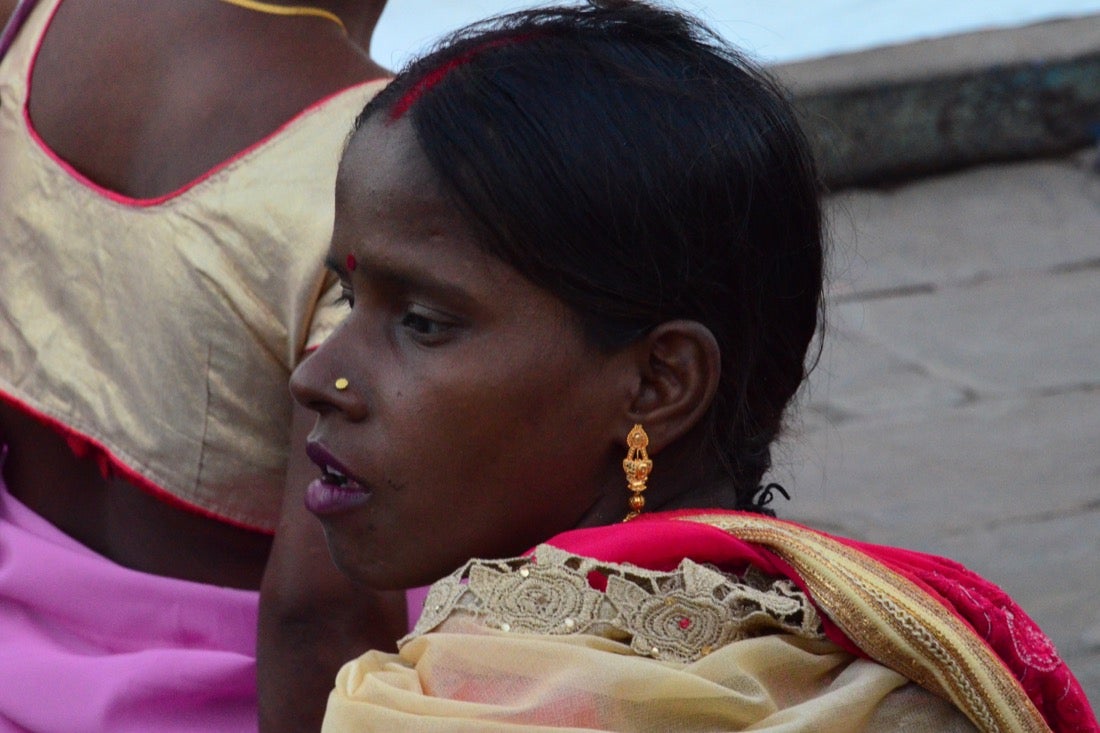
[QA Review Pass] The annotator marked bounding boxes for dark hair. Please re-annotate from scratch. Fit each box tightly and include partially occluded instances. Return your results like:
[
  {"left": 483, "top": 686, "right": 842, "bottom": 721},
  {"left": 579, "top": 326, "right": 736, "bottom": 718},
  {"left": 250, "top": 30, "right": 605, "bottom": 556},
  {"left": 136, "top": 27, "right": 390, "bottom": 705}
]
[{"left": 355, "top": 1, "right": 824, "bottom": 512}]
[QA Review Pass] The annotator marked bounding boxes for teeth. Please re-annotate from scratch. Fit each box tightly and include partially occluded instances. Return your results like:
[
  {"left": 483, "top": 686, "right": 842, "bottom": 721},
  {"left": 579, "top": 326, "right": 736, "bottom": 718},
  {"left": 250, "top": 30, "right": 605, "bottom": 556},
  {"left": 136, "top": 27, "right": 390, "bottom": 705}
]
[{"left": 324, "top": 466, "right": 348, "bottom": 485}]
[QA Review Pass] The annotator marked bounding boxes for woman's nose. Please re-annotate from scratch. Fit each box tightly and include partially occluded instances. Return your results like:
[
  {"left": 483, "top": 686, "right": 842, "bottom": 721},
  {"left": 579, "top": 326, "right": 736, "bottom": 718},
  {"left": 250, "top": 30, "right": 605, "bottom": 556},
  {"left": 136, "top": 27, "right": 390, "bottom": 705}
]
[{"left": 290, "top": 340, "right": 369, "bottom": 421}]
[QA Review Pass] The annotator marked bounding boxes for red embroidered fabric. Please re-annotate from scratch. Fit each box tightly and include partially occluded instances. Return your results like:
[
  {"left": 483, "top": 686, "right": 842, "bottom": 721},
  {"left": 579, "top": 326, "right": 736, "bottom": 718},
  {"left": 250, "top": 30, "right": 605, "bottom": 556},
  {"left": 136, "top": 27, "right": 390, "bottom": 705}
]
[{"left": 545, "top": 510, "right": 1098, "bottom": 733}]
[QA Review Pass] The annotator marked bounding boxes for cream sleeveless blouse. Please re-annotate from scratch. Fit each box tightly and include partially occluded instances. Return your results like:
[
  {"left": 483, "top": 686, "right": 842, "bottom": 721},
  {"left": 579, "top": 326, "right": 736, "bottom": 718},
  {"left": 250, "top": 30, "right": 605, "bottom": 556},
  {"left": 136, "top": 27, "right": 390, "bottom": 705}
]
[{"left": 0, "top": 0, "right": 385, "bottom": 531}]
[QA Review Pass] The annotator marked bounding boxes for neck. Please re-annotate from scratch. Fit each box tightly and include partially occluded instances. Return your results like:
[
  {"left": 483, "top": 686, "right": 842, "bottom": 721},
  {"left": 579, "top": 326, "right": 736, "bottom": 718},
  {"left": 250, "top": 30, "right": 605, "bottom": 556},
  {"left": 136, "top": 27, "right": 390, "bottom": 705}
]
[
  {"left": 634, "top": 444, "right": 745, "bottom": 516},
  {"left": 214, "top": 0, "right": 388, "bottom": 53},
  {"left": 572, "top": 443, "right": 742, "bottom": 530},
  {"left": 309, "top": 0, "right": 388, "bottom": 51}
]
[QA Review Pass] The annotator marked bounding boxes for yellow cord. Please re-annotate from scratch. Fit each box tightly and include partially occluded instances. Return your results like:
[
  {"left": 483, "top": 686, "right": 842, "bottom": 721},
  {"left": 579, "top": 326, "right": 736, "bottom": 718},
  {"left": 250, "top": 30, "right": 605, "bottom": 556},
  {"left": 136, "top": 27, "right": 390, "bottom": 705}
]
[{"left": 214, "top": 0, "right": 347, "bottom": 35}]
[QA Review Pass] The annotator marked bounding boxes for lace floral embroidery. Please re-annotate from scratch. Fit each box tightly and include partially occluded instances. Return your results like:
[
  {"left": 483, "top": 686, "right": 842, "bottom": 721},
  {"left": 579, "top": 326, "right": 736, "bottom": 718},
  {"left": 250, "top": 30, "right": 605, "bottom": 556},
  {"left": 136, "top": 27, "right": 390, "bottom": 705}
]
[{"left": 403, "top": 543, "right": 824, "bottom": 663}]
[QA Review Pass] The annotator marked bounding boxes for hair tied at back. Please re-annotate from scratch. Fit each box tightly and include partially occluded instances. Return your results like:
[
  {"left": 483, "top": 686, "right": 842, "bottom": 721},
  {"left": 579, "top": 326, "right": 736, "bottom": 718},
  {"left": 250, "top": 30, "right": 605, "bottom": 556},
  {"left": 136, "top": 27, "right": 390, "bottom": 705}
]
[{"left": 749, "top": 483, "right": 790, "bottom": 517}]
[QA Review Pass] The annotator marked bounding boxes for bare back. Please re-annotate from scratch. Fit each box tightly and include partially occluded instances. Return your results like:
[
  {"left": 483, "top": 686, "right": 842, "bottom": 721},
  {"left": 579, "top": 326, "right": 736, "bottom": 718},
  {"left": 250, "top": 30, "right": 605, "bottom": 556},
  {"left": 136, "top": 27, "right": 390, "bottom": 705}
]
[
  {"left": 28, "top": 0, "right": 384, "bottom": 197},
  {"left": 0, "top": 0, "right": 387, "bottom": 588}
]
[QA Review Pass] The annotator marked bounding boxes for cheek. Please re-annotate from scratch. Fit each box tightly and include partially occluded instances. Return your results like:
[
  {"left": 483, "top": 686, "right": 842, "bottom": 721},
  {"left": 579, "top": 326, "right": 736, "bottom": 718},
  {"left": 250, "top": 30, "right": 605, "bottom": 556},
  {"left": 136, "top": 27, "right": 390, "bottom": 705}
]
[
  {"left": 342, "top": 356, "right": 614, "bottom": 585},
  {"left": 447, "top": 364, "right": 607, "bottom": 487},
  {"left": 379, "top": 364, "right": 572, "bottom": 500}
]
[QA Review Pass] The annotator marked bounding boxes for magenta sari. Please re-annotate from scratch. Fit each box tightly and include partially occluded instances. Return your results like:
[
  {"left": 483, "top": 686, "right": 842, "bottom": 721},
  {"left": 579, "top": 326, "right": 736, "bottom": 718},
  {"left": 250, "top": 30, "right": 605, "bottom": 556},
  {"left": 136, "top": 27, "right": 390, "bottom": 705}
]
[{"left": 0, "top": 453, "right": 259, "bottom": 732}]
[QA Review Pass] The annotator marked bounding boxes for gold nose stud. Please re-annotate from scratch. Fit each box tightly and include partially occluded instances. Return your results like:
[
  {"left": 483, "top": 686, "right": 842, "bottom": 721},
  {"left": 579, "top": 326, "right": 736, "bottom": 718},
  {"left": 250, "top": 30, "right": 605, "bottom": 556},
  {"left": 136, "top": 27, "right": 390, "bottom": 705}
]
[{"left": 334, "top": 377, "right": 349, "bottom": 391}]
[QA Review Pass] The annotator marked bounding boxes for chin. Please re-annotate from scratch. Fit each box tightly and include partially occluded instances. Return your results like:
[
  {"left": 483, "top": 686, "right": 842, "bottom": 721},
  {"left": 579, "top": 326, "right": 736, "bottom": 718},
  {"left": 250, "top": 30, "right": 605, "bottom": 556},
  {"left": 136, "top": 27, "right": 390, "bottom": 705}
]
[
  {"left": 327, "top": 547, "right": 413, "bottom": 590},
  {"left": 322, "top": 530, "right": 459, "bottom": 590},
  {"left": 320, "top": 531, "right": 372, "bottom": 584}
]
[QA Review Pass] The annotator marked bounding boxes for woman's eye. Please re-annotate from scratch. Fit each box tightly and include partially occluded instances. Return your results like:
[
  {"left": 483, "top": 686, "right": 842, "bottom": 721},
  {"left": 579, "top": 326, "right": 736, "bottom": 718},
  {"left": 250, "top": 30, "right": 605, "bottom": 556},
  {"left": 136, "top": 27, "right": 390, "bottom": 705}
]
[
  {"left": 400, "top": 310, "right": 454, "bottom": 339},
  {"left": 335, "top": 285, "right": 354, "bottom": 308}
]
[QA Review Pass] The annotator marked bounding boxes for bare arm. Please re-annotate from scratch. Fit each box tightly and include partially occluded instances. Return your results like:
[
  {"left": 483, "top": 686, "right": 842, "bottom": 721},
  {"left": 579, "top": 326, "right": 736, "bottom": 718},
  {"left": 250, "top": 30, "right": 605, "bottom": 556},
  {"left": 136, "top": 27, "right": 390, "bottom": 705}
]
[{"left": 258, "top": 403, "right": 408, "bottom": 733}]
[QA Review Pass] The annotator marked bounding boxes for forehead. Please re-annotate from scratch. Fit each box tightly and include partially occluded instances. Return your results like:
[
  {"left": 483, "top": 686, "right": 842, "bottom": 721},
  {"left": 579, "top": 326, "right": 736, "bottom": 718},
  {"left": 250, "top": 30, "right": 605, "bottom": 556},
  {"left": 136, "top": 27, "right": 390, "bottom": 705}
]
[
  {"left": 331, "top": 115, "right": 513, "bottom": 295},
  {"left": 336, "top": 116, "right": 443, "bottom": 215},
  {"left": 332, "top": 115, "right": 492, "bottom": 272}
]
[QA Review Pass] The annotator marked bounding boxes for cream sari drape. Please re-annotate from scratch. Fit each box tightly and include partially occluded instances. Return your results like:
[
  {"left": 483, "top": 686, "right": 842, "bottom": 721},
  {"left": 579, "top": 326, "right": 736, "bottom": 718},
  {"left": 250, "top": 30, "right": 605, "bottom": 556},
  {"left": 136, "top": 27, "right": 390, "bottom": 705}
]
[{"left": 323, "top": 621, "right": 974, "bottom": 731}]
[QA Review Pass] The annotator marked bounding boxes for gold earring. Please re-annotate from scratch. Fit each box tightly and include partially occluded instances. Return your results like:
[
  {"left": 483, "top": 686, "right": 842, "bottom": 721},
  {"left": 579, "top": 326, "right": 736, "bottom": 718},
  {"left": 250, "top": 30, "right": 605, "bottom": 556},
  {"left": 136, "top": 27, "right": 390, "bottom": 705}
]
[
  {"left": 622, "top": 424, "right": 651, "bottom": 522},
  {"left": 334, "top": 377, "right": 349, "bottom": 391}
]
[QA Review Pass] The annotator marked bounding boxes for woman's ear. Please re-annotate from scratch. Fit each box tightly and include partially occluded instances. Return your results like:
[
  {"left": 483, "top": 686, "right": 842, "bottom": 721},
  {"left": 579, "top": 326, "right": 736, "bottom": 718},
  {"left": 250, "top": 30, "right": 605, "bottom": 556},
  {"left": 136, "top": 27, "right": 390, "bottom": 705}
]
[{"left": 626, "top": 320, "right": 720, "bottom": 453}]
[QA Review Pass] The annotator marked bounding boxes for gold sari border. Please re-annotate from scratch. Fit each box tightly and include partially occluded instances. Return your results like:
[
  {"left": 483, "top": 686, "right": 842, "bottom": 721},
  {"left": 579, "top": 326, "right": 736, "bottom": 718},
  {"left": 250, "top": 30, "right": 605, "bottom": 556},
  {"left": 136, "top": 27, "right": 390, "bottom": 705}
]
[{"left": 676, "top": 513, "right": 1051, "bottom": 733}]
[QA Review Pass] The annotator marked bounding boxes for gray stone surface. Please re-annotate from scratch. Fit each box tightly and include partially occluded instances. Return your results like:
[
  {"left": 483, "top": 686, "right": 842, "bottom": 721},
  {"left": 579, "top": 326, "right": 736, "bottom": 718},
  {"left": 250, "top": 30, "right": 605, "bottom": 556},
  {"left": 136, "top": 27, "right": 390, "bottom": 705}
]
[
  {"left": 781, "top": 390, "right": 1100, "bottom": 541},
  {"left": 826, "top": 153, "right": 1100, "bottom": 295},
  {"left": 833, "top": 269, "right": 1100, "bottom": 394},
  {"left": 776, "top": 152, "right": 1100, "bottom": 707}
]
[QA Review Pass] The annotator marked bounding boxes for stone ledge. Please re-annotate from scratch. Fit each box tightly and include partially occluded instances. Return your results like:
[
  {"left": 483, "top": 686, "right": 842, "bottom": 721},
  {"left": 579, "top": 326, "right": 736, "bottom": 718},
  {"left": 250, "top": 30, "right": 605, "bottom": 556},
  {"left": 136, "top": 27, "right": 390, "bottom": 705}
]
[{"left": 772, "top": 15, "right": 1100, "bottom": 189}]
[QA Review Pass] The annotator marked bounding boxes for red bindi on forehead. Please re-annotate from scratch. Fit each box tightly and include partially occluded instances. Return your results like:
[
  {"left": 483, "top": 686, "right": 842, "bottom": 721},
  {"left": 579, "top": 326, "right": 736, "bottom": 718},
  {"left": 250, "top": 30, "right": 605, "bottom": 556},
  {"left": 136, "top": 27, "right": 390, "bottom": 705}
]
[{"left": 346, "top": 254, "right": 358, "bottom": 271}]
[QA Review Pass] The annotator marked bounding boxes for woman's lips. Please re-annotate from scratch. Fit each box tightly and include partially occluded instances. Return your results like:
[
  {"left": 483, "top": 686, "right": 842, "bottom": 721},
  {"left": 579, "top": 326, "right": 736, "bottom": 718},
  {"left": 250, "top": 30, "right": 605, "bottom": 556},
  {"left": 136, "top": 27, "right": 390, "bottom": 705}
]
[
  {"left": 305, "top": 477, "right": 370, "bottom": 515},
  {"left": 304, "top": 441, "right": 371, "bottom": 515}
]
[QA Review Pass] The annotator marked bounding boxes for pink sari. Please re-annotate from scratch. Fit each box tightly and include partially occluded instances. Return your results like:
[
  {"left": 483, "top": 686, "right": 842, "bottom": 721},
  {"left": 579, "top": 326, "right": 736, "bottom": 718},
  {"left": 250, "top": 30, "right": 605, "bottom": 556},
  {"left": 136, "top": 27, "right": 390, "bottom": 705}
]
[
  {"left": 545, "top": 509, "right": 1097, "bottom": 733},
  {"left": 0, "top": 451, "right": 259, "bottom": 732}
]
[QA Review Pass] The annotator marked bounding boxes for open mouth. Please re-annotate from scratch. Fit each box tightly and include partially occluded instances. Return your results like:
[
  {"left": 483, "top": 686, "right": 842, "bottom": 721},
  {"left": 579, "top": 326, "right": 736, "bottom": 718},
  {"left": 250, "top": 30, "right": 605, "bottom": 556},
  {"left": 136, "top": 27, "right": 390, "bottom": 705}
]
[
  {"left": 306, "top": 441, "right": 367, "bottom": 491},
  {"left": 322, "top": 464, "right": 350, "bottom": 486},
  {"left": 305, "top": 441, "right": 371, "bottom": 515},
  {"left": 317, "top": 460, "right": 368, "bottom": 494}
]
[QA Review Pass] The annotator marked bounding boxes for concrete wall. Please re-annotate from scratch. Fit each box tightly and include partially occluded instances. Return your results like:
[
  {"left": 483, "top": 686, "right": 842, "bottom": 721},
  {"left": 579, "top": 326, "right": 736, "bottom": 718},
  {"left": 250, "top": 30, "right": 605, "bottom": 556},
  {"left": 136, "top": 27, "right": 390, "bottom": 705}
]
[{"left": 774, "top": 15, "right": 1100, "bottom": 189}]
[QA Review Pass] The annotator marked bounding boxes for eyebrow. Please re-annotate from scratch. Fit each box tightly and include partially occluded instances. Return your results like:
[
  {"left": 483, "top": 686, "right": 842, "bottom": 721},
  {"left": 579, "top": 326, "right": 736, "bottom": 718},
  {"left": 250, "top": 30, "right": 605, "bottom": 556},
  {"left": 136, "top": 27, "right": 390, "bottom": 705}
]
[{"left": 324, "top": 253, "right": 480, "bottom": 308}]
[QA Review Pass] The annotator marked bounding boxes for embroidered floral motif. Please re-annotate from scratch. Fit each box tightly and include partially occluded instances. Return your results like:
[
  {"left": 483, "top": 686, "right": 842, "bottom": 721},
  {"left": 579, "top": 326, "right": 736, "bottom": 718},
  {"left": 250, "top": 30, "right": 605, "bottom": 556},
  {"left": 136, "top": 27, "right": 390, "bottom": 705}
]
[
  {"left": 413, "top": 574, "right": 467, "bottom": 633},
  {"left": 467, "top": 559, "right": 602, "bottom": 635},
  {"left": 402, "top": 544, "right": 824, "bottom": 663}
]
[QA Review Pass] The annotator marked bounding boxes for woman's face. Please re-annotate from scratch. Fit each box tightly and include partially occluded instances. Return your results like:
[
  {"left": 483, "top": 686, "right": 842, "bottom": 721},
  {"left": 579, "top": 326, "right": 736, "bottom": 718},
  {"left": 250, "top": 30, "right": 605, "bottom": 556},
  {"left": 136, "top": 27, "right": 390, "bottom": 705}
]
[{"left": 290, "top": 117, "right": 635, "bottom": 589}]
